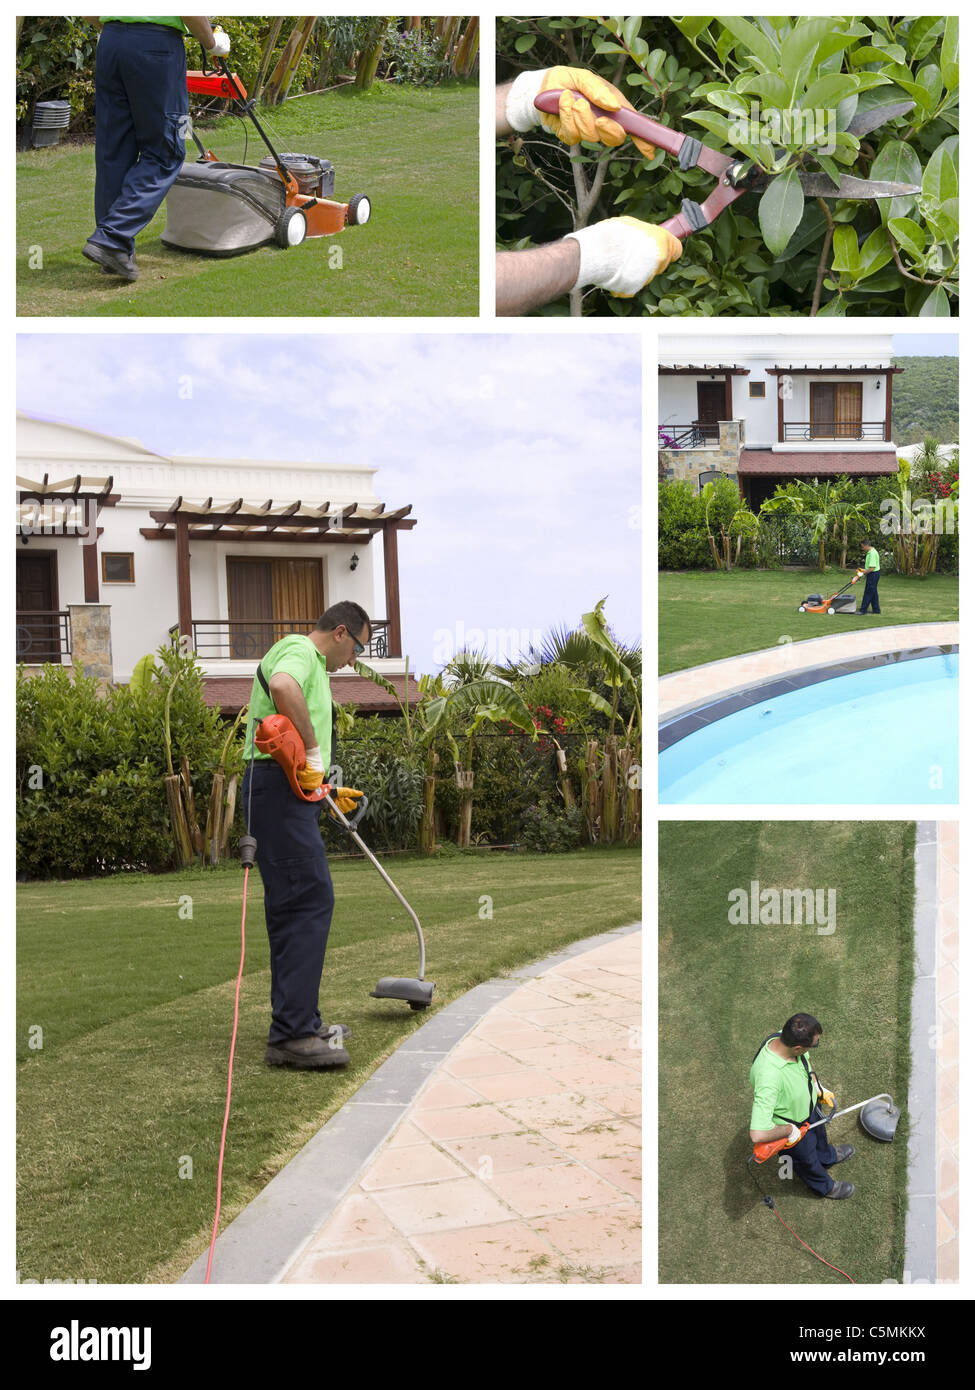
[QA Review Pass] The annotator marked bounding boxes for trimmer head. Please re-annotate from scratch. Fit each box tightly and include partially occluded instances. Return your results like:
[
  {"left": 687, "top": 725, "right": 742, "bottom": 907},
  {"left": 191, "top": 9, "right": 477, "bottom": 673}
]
[
  {"left": 859, "top": 1096, "right": 901, "bottom": 1142},
  {"left": 371, "top": 977, "right": 436, "bottom": 1011}
]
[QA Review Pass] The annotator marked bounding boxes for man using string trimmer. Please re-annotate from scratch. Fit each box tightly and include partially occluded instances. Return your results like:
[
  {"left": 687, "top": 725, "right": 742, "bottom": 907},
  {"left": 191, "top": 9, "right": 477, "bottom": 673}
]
[
  {"left": 749, "top": 1013, "right": 853, "bottom": 1200},
  {"left": 243, "top": 602, "right": 368, "bottom": 1070}
]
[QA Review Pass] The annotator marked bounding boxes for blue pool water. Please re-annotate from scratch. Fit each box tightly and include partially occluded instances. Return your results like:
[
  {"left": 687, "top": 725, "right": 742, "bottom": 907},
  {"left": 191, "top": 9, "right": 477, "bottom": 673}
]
[{"left": 659, "top": 652, "right": 958, "bottom": 804}]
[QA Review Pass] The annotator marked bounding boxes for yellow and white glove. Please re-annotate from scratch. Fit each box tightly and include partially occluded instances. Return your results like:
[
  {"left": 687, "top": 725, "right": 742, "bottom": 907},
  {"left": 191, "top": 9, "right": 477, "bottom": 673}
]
[
  {"left": 331, "top": 787, "right": 364, "bottom": 817},
  {"left": 505, "top": 66, "right": 657, "bottom": 158},
  {"left": 208, "top": 26, "right": 231, "bottom": 58},
  {"left": 819, "top": 1085, "right": 836, "bottom": 1110},
  {"left": 566, "top": 216, "right": 682, "bottom": 297},
  {"left": 296, "top": 743, "right": 325, "bottom": 792}
]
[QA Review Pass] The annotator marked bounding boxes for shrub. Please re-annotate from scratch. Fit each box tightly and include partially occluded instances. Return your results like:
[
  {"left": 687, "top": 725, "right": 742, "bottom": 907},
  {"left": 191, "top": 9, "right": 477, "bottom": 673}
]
[{"left": 520, "top": 798, "right": 585, "bottom": 853}]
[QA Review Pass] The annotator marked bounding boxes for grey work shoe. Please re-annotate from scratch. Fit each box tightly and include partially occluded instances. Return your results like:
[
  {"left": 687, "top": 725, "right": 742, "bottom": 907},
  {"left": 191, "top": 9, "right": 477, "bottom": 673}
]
[
  {"left": 316, "top": 1021, "right": 352, "bottom": 1041},
  {"left": 265, "top": 1035, "right": 350, "bottom": 1070},
  {"left": 83, "top": 238, "right": 138, "bottom": 281},
  {"left": 825, "top": 1179, "right": 855, "bottom": 1200},
  {"left": 828, "top": 1145, "right": 855, "bottom": 1165}
]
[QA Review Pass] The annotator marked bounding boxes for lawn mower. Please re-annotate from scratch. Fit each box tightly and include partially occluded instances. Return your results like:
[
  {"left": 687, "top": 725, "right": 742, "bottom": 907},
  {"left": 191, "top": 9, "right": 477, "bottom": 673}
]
[
  {"left": 162, "top": 53, "right": 371, "bottom": 257},
  {"left": 798, "top": 569, "right": 863, "bottom": 614}
]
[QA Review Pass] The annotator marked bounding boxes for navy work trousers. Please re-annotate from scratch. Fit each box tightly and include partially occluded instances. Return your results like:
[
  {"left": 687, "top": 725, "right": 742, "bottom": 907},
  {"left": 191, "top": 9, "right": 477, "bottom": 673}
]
[
  {"left": 789, "top": 1108, "right": 840, "bottom": 1196},
  {"left": 92, "top": 21, "right": 187, "bottom": 255},
  {"left": 242, "top": 759, "right": 335, "bottom": 1045},
  {"left": 858, "top": 570, "right": 881, "bottom": 614}
]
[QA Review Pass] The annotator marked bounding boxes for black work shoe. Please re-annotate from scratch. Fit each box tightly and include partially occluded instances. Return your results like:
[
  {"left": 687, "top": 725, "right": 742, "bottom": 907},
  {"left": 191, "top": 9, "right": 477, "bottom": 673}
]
[
  {"left": 315, "top": 1021, "right": 352, "bottom": 1041},
  {"left": 825, "top": 1180, "right": 854, "bottom": 1200},
  {"left": 265, "top": 1035, "right": 350, "bottom": 1070},
  {"left": 83, "top": 238, "right": 138, "bottom": 281},
  {"left": 828, "top": 1145, "right": 855, "bottom": 1165}
]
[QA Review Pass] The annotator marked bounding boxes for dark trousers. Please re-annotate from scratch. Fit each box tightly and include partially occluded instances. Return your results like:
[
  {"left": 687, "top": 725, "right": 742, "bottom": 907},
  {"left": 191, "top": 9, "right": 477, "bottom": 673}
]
[
  {"left": 790, "top": 1108, "right": 840, "bottom": 1196},
  {"left": 242, "top": 759, "right": 335, "bottom": 1044},
  {"left": 92, "top": 22, "right": 187, "bottom": 254},
  {"left": 858, "top": 570, "right": 881, "bottom": 613}
]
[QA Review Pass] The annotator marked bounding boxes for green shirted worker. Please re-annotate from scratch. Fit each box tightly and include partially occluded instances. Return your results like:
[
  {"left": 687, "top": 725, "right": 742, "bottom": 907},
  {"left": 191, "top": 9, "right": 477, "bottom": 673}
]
[
  {"left": 858, "top": 539, "right": 882, "bottom": 614},
  {"left": 749, "top": 1012, "right": 854, "bottom": 1200},
  {"left": 242, "top": 602, "right": 369, "bottom": 1071}
]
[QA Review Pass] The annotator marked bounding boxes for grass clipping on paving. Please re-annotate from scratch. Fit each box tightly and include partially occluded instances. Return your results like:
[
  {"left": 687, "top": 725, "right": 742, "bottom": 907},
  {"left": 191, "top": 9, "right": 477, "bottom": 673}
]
[
  {"left": 658, "top": 569, "right": 959, "bottom": 675},
  {"left": 17, "top": 82, "right": 477, "bottom": 318},
  {"left": 658, "top": 821, "right": 915, "bottom": 1285},
  {"left": 17, "top": 847, "right": 640, "bottom": 1284}
]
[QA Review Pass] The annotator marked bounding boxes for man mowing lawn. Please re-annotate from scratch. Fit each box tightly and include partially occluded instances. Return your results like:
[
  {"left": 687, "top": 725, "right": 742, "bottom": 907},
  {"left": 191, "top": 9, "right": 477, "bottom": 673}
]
[
  {"left": 243, "top": 602, "right": 367, "bottom": 1071},
  {"left": 857, "top": 539, "right": 882, "bottom": 614},
  {"left": 749, "top": 1013, "right": 854, "bottom": 1201}
]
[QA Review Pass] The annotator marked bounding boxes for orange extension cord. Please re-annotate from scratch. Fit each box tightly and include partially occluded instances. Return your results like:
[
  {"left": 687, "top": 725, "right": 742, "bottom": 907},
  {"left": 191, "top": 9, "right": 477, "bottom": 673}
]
[{"left": 748, "top": 1157, "right": 855, "bottom": 1284}]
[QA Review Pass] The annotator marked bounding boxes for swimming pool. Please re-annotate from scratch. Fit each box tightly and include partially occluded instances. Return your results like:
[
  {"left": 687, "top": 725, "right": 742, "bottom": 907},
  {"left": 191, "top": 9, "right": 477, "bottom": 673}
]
[{"left": 659, "top": 648, "right": 958, "bottom": 804}]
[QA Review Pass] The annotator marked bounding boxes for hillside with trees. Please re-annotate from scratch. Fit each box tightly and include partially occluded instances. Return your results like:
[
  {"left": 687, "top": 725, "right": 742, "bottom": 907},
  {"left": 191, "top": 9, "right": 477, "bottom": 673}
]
[{"left": 892, "top": 357, "right": 959, "bottom": 444}]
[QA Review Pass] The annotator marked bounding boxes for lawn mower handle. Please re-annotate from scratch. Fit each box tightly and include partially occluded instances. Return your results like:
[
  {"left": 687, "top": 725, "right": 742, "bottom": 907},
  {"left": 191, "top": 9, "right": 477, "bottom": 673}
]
[{"left": 196, "top": 47, "right": 298, "bottom": 193}]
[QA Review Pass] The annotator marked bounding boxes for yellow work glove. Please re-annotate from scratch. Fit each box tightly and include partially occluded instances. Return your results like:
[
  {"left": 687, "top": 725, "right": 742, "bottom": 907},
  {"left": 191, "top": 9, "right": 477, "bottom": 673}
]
[
  {"left": 331, "top": 787, "right": 364, "bottom": 817},
  {"left": 504, "top": 67, "right": 657, "bottom": 158},
  {"left": 566, "top": 216, "right": 682, "bottom": 297},
  {"left": 819, "top": 1086, "right": 836, "bottom": 1110},
  {"left": 296, "top": 764, "right": 325, "bottom": 792}
]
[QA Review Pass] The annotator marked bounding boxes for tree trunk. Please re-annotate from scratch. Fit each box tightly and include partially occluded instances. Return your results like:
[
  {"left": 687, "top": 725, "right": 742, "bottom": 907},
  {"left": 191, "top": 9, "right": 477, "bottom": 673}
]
[
  {"left": 180, "top": 756, "right": 204, "bottom": 856},
  {"left": 600, "top": 735, "right": 619, "bottom": 843},
  {"left": 355, "top": 27, "right": 386, "bottom": 91},
  {"left": 420, "top": 748, "right": 438, "bottom": 854},
  {"left": 264, "top": 19, "right": 316, "bottom": 105},
  {"left": 165, "top": 774, "right": 194, "bottom": 866},
  {"left": 253, "top": 17, "right": 284, "bottom": 103},
  {"left": 452, "top": 17, "right": 479, "bottom": 76},
  {"left": 555, "top": 744, "right": 576, "bottom": 810},
  {"left": 206, "top": 770, "right": 225, "bottom": 865},
  {"left": 619, "top": 745, "right": 640, "bottom": 844},
  {"left": 454, "top": 763, "right": 475, "bottom": 847},
  {"left": 220, "top": 774, "right": 238, "bottom": 859},
  {"left": 584, "top": 739, "right": 600, "bottom": 842}
]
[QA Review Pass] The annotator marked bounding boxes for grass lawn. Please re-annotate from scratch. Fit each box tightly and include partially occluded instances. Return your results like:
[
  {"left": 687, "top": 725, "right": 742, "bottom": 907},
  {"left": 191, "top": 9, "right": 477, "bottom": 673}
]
[
  {"left": 659, "top": 568, "right": 959, "bottom": 675},
  {"left": 17, "top": 82, "right": 477, "bottom": 317},
  {"left": 17, "top": 846, "right": 639, "bottom": 1284},
  {"left": 658, "top": 821, "right": 914, "bottom": 1285}
]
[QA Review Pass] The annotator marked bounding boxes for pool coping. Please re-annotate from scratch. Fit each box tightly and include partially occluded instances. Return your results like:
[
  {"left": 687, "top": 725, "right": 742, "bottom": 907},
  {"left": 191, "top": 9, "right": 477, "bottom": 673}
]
[
  {"left": 904, "top": 821, "right": 937, "bottom": 1284},
  {"left": 658, "top": 644, "right": 958, "bottom": 751},
  {"left": 179, "top": 922, "right": 641, "bottom": 1285}
]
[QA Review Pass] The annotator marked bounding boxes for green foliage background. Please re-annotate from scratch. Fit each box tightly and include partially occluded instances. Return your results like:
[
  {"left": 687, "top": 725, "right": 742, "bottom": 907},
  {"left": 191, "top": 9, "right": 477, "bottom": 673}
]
[
  {"left": 498, "top": 15, "right": 958, "bottom": 316},
  {"left": 892, "top": 356, "right": 959, "bottom": 441}
]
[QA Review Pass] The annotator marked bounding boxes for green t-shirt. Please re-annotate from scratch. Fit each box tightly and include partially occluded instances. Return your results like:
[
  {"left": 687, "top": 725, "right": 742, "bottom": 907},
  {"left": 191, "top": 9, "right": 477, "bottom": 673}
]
[
  {"left": 244, "top": 635, "right": 333, "bottom": 768},
  {"left": 749, "top": 1038, "right": 815, "bottom": 1129},
  {"left": 100, "top": 18, "right": 189, "bottom": 32},
  {"left": 863, "top": 547, "right": 880, "bottom": 571}
]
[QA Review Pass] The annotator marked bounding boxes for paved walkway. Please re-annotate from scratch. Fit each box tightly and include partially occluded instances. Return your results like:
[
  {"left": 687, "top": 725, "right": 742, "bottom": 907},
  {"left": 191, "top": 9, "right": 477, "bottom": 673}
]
[
  {"left": 281, "top": 931, "right": 641, "bottom": 1284},
  {"left": 659, "top": 621, "right": 959, "bottom": 720},
  {"left": 935, "top": 822, "right": 958, "bottom": 1282}
]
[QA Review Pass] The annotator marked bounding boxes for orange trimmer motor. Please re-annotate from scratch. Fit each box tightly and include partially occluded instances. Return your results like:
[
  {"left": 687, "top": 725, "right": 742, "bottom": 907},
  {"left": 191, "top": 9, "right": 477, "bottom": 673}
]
[{"left": 255, "top": 713, "right": 328, "bottom": 803}]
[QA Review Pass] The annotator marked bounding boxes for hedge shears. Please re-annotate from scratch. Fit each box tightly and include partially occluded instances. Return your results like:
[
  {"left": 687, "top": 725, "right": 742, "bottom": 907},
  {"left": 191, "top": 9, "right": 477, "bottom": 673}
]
[{"left": 534, "top": 90, "right": 923, "bottom": 239}]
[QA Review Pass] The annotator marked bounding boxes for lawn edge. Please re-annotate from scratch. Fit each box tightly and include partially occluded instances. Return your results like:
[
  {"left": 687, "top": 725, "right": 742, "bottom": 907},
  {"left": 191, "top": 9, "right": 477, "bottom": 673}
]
[
  {"left": 180, "top": 921, "right": 641, "bottom": 1285},
  {"left": 904, "top": 821, "right": 937, "bottom": 1283}
]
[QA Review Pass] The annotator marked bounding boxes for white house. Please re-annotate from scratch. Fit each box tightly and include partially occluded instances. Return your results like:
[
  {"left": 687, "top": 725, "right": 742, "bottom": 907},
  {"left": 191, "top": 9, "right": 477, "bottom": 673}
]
[
  {"left": 16, "top": 411, "right": 418, "bottom": 713},
  {"left": 658, "top": 332, "right": 901, "bottom": 508}
]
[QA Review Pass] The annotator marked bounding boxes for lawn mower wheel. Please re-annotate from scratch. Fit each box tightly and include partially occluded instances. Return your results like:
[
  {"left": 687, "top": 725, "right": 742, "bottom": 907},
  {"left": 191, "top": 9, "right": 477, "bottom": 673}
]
[{"left": 275, "top": 206, "right": 308, "bottom": 248}]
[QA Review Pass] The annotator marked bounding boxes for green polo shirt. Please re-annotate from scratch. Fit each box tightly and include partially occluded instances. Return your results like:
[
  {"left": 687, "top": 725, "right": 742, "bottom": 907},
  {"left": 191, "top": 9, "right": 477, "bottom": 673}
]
[
  {"left": 100, "top": 18, "right": 189, "bottom": 31},
  {"left": 245, "top": 634, "right": 333, "bottom": 768},
  {"left": 750, "top": 1038, "right": 815, "bottom": 1129},
  {"left": 863, "top": 547, "right": 880, "bottom": 572}
]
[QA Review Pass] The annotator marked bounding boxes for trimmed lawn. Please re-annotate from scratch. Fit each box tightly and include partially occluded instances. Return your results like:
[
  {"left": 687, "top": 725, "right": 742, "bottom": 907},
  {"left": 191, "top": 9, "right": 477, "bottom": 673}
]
[
  {"left": 659, "top": 821, "right": 914, "bottom": 1285},
  {"left": 18, "top": 847, "right": 639, "bottom": 1284},
  {"left": 659, "top": 568, "right": 959, "bottom": 675},
  {"left": 17, "top": 82, "right": 477, "bottom": 317}
]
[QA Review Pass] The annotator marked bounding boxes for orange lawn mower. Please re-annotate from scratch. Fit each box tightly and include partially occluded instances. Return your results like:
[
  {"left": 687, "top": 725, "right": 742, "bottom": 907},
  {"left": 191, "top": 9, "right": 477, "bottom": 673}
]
[
  {"left": 162, "top": 53, "right": 371, "bottom": 257},
  {"left": 798, "top": 569, "right": 864, "bottom": 615}
]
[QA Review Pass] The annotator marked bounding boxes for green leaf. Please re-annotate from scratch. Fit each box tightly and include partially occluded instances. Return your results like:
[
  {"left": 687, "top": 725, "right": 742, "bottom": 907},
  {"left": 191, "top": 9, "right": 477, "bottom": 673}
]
[
  {"left": 621, "top": 16, "right": 641, "bottom": 51},
  {"left": 814, "top": 31, "right": 867, "bottom": 65},
  {"left": 857, "top": 226, "right": 893, "bottom": 280},
  {"left": 915, "top": 62, "right": 943, "bottom": 111},
  {"left": 919, "top": 286, "right": 951, "bottom": 317},
  {"left": 870, "top": 140, "right": 922, "bottom": 224},
  {"left": 921, "top": 136, "right": 959, "bottom": 204},
  {"left": 888, "top": 217, "right": 927, "bottom": 258},
  {"left": 926, "top": 196, "right": 959, "bottom": 245},
  {"left": 593, "top": 41, "right": 626, "bottom": 56},
  {"left": 758, "top": 168, "right": 804, "bottom": 256},
  {"left": 733, "top": 72, "right": 790, "bottom": 108},
  {"left": 673, "top": 18, "right": 712, "bottom": 43},
  {"left": 831, "top": 224, "right": 860, "bottom": 276},
  {"left": 707, "top": 90, "right": 749, "bottom": 115},
  {"left": 816, "top": 295, "right": 847, "bottom": 317},
  {"left": 717, "top": 18, "right": 780, "bottom": 72},
  {"left": 646, "top": 49, "right": 666, "bottom": 82},
  {"left": 800, "top": 73, "right": 859, "bottom": 111},
  {"left": 780, "top": 18, "right": 836, "bottom": 104},
  {"left": 682, "top": 109, "right": 732, "bottom": 145},
  {"left": 941, "top": 16, "right": 959, "bottom": 92},
  {"left": 514, "top": 33, "right": 536, "bottom": 54},
  {"left": 906, "top": 16, "right": 941, "bottom": 62},
  {"left": 814, "top": 154, "right": 842, "bottom": 189}
]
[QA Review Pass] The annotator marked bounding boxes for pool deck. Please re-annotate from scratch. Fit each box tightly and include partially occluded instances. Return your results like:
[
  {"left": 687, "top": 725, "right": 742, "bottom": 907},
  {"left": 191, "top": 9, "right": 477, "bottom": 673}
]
[{"left": 659, "top": 622, "right": 959, "bottom": 722}]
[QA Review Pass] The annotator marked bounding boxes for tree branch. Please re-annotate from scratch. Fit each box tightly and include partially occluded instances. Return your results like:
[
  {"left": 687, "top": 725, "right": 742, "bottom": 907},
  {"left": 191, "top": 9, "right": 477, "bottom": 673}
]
[
  {"left": 886, "top": 231, "right": 941, "bottom": 286},
  {"left": 810, "top": 197, "right": 835, "bottom": 316}
]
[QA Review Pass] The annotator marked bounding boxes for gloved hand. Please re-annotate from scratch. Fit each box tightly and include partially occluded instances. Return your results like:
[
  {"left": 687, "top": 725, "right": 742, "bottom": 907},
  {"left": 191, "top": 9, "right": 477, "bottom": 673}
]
[
  {"left": 785, "top": 1123, "right": 803, "bottom": 1147},
  {"left": 505, "top": 66, "right": 657, "bottom": 158},
  {"left": 331, "top": 787, "right": 364, "bottom": 816},
  {"left": 208, "top": 26, "right": 231, "bottom": 58},
  {"left": 565, "top": 216, "right": 682, "bottom": 297},
  {"left": 819, "top": 1086, "right": 836, "bottom": 1110},
  {"left": 296, "top": 743, "right": 325, "bottom": 792}
]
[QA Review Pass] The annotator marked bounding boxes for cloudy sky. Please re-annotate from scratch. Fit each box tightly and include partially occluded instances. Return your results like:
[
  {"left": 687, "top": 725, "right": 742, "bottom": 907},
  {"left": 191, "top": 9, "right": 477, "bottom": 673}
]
[{"left": 17, "top": 333, "right": 642, "bottom": 676}]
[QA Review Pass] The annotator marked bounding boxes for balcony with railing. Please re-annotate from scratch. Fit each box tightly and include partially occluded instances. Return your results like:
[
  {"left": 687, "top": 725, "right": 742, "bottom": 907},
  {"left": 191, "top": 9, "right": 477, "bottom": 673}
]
[
  {"left": 657, "top": 421, "right": 720, "bottom": 449},
  {"left": 171, "top": 617, "right": 392, "bottom": 662},
  {"left": 16, "top": 610, "right": 71, "bottom": 663},
  {"left": 783, "top": 420, "right": 887, "bottom": 442}
]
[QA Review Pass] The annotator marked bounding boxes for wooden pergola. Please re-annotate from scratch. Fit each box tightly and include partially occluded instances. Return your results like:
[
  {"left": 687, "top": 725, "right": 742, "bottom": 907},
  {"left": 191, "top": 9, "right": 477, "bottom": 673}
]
[
  {"left": 659, "top": 365, "right": 750, "bottom": 422},
  {"left": 765, "top": 365, "right": 903, "bottom": 444},
  {"left": 140, "top": 497, "right": 415, "bottom": 656},
  {"left": 17, "top": 474, "right": 119, "bottom": 601}
]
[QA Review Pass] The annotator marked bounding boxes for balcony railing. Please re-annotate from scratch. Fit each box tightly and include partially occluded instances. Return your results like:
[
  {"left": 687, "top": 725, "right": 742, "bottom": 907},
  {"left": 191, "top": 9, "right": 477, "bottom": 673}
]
[
  {"left": 172, "top": 617, "right": 391, "bottom": 662},
  {"left": 658, "top": 422, "right": 720, "bottom": 449},
  {"left": 783, "top": 420, "right": 887, "bottom": 441},
  {"left": 16, "top": 610, "right": 71, "bottom": 662}
]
